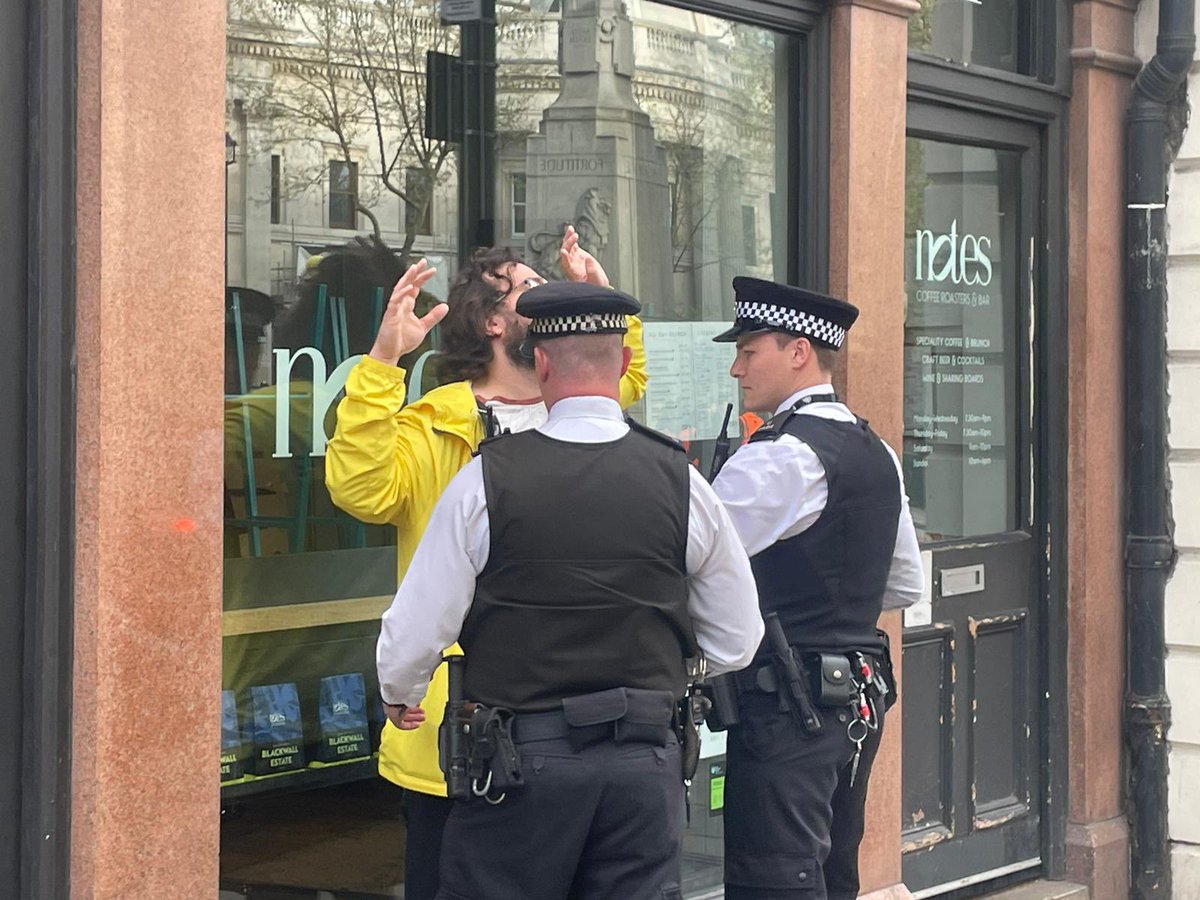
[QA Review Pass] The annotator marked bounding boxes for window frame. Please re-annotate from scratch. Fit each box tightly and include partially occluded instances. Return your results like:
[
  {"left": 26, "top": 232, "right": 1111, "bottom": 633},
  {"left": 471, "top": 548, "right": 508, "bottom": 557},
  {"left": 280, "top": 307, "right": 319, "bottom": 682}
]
[
  {"left": 510, "top": 171, "right": 527, "bottom": 239},
  {"left": 405, "top": 165, "right": 433, "bottom": 237},
  {"left": 906, "top": 0, "right": 1069, "bottom": 89},
  {"left": 270, "top": 153, "right": 282, "bottom": 226},
  {"left": 328, "top": 158, "right": 359, "bottom": 231}
]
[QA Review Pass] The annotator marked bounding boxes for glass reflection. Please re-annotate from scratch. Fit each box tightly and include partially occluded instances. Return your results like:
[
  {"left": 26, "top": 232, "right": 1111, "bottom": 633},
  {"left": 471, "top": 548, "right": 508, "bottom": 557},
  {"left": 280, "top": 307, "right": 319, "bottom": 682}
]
[
  {"left": 902, "top": 138, "right": 1020, "bottom": 542},
  {"left": 908, "top": 0, "right": 1027, "bottom": 73},
  {"left": 223, "top": 1, "right": 791, "bottom": 895}
]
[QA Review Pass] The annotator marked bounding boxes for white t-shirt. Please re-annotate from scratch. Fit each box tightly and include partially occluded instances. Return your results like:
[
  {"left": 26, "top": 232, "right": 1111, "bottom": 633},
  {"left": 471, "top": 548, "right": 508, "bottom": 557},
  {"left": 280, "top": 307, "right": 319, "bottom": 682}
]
[{"left": 478, "top": 396, "right": 548, "bottom": 435}]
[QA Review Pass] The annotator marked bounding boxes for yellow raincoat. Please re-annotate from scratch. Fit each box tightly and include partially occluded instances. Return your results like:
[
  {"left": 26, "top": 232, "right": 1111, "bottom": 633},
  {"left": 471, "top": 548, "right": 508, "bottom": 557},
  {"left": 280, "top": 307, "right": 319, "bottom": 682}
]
[{"left": 324, "top": 317, "right": 648, "bottom": 795}]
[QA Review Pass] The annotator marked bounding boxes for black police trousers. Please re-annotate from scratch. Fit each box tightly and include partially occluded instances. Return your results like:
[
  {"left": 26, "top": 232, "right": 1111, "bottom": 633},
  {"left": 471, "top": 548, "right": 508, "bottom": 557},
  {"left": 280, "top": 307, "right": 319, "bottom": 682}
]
[
  {"left": 724, "top": 691, "right": 886, "bottom": 900},
  {"left": 434, "top": 731, "right": 685, "bottom": 900}
]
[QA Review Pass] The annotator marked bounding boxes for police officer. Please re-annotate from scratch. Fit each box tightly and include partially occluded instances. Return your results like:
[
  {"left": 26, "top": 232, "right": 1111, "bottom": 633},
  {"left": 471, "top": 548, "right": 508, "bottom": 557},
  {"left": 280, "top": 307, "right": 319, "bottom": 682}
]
[
  {"left": 709, "top": 277, "right": 923, "bottom": 900},
  {"left": 376, "top": 281, "right": 764, "bottom": 900}
]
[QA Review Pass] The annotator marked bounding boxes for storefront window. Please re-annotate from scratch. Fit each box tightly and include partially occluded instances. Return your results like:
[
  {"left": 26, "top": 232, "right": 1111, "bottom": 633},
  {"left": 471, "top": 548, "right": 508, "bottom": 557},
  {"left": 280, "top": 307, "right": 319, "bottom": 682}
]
[
  {"left": 223, "top": 1, "right": 793, "bottom": 895},
  {"left": 902, "top": 138, "right": 1020, "bottom": 541},
  {"left": 908, "top": 0, "right": 1028, "bottom": 73}
]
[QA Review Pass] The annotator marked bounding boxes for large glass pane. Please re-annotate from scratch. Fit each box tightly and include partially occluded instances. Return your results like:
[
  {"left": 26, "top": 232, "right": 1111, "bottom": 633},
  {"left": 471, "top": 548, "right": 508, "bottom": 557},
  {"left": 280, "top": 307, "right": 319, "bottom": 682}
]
[
  {"left": 908, "top": 0, "right": 1027, "bottom": 73},
  {"left": 224, "top": 1, "right": 793, "bottom": 895},
  {"left": 903, "top": 138, "right": 1021, "bottom": 542}
]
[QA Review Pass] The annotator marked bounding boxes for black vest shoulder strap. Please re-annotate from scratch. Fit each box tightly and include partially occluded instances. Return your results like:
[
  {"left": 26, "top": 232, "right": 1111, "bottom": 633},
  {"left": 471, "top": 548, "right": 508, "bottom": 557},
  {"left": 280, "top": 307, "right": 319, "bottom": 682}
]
[
  {"left": 749, "top": 392, "right": 844, "bottom": 444},
  {"left": 474, "top": 427, "right": 519, "bottom": 457}
]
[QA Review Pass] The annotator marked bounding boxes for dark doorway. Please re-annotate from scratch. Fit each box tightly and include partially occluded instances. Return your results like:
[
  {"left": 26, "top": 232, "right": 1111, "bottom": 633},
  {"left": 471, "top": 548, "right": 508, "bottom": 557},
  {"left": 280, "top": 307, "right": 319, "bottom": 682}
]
[{"left": 899, "top": 106, "right": 1047, "bottom": 896}]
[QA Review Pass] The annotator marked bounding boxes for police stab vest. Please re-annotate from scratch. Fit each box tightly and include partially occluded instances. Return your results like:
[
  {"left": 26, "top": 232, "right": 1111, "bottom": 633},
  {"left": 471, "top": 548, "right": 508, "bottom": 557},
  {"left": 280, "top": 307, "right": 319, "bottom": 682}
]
[
  {"left": 749, "top": 412, "right": 900, "bottom": 656},
  {"left": 462, "top": 420, "right": 697, "bottom": 712}
]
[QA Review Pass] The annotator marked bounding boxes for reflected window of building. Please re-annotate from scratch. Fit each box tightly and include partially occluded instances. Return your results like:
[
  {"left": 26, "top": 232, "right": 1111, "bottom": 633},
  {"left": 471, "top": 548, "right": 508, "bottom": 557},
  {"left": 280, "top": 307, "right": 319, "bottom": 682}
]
[
  {"left": 329, "top": 159, "right": 358, "bottom": 229},
  {"left": 270, "top": 154, "right": 282, "bottom": 225},
  {"left": 902, "top": 138, "right": 1021, "bottom": 541},
  {"left": 404, "top": 166, "right": 433, "bottom": 236},
  {"left": 742, "top": 204, "right": 758, "bottom": 266},
  {"left": 223, "top": 0, "right": 798, "bottom": 895},
  {"left": 511, "top": 172, "right": 527, "bottom": 237},
  {"left": 908, "top": 0, "right": 1032, "bottom": 73}
]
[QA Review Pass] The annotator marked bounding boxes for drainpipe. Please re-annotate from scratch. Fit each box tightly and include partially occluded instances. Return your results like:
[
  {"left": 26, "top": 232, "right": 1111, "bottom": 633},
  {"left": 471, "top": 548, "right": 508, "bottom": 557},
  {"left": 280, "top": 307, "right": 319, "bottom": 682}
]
[{"left": 1124, "top": 0, "right": 1193, "bottom": 895}]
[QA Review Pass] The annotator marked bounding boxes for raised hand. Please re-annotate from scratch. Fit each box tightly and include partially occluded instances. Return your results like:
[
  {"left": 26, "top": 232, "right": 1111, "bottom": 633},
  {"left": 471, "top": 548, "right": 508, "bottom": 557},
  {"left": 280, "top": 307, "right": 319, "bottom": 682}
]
[
  {"left": 559, "top": 225, "right": 610, "bottom": 288},
  {"left": 369, "top": 259, "right": 447, "bottom": 366}
]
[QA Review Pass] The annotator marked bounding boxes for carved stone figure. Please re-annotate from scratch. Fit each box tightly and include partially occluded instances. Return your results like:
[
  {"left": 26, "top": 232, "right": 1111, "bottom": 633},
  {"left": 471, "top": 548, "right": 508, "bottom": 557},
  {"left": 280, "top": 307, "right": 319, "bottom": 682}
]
[{"left": 574, "top": 188, "right": 611, "bottom": 260}]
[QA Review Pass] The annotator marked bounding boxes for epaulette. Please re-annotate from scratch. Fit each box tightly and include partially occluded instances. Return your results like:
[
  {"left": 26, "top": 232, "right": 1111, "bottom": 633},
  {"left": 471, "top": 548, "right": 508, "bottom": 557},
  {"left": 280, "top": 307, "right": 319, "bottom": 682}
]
[
  {"left": 747, "top": 416, "right": 786, "bottom": 444},
  {"left": 625, "top": 417, "right": 687, "bottom": 454}
]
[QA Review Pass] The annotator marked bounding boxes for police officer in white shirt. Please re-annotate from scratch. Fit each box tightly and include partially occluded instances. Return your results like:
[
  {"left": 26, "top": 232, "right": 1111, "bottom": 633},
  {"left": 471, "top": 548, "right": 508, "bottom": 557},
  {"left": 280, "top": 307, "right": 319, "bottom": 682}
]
[
  {"left": 376, "top": 280, "right": 764, "bottom": 900},
  {"left": 709, "top": 277, "right": 923, "bottom": 900}
]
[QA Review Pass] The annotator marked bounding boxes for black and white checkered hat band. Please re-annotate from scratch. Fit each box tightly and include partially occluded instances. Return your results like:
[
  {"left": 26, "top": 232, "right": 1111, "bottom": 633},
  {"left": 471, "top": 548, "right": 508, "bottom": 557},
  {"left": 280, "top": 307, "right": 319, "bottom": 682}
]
[
  {"left": 735, "top": 301, "right": 847, "bottom": 348},
  {"left": 529, "top": 313, "right": 627, "bottom": 336}
]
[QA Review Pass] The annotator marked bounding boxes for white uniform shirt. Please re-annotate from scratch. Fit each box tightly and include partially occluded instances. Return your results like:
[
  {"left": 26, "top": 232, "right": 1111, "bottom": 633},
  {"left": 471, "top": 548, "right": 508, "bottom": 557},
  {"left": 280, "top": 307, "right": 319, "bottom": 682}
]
[
  {"left": 377, "top": 395, "right": 766, "bottom": 707},
  {"left": 712, "top": 383, "right": 924, "bottom": 610}
]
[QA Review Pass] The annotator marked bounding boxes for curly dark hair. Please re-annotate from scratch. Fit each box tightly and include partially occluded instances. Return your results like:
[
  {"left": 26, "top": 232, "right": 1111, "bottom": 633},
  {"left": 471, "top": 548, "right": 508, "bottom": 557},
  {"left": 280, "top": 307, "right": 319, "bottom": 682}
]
[{"left": 434, "top": 246, "right": 526, "bottom": 383}]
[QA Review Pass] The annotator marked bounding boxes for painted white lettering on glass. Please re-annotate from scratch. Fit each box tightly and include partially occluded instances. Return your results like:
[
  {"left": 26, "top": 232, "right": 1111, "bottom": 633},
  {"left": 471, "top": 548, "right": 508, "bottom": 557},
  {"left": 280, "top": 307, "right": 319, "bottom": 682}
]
[
  {"left": 272, "top": 346, "right": 439, "bottom": 458},
  {"left": 914, "top": 220, "right": 994, "bottom": 287}
]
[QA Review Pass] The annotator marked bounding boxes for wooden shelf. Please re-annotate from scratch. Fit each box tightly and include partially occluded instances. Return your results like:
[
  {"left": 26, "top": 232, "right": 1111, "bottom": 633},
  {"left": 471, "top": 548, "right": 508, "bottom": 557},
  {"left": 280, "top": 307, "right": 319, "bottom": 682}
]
[{"left": 221, "top": 756, "right": 377, "bottom": 801}]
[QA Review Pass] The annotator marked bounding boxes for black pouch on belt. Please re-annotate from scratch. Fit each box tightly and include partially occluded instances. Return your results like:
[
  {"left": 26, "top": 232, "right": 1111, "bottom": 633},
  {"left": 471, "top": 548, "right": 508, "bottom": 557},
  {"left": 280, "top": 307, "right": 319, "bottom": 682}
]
[
  {"left": 876, "top": 628, "right": 899, "bottom": 710},
  {"left": 810, "top": 653, "right": 855, "bottom": 708},
  {"left": 703, "top": 673, "right": 740, "bottom": 732},
  {"left": 562, "top": 687, "right": 674, "bottom": 751},
  {"left": 467, "top": 706, "right": 523, "bottom": 791}
]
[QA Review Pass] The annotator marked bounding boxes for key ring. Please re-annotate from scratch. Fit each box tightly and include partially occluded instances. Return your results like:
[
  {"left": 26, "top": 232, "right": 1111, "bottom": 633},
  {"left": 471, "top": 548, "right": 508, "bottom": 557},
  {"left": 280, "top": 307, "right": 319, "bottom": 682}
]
[{"left": 846, "top": 716, "right": 869, "bottom": 744}]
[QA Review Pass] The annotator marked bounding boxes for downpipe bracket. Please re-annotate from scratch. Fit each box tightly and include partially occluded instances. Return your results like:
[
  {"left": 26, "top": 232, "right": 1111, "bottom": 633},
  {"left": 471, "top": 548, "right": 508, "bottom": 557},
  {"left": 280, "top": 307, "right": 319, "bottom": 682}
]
[{"left": 1126, "top": 534, "right": 1177, "bottom": 571}]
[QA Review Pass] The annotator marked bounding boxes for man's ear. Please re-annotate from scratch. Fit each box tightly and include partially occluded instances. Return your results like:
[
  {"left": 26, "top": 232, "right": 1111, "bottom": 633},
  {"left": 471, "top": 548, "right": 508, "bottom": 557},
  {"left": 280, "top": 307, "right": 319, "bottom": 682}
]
[
  {"left": 620, "top": 345, "right": 632, "bottom": 378},
  {"left": 485, "top": 309, "right": 506, "bottom": 338},
  {"left": 791, "top": 336, "right": 813, "bottom": 369},
  {"left": 534, "top": 345, "right": 551, "bottom": 383}
]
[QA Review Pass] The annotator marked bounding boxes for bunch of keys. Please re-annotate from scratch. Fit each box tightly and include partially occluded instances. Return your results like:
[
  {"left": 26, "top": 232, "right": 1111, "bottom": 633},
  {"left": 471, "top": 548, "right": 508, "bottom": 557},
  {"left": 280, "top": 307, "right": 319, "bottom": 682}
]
[
  {"left": 846, "top": 715, "right": 869, "bottom": 788},
  {"left": 846, "top": 688, "right": 877, "bottom": 788}
]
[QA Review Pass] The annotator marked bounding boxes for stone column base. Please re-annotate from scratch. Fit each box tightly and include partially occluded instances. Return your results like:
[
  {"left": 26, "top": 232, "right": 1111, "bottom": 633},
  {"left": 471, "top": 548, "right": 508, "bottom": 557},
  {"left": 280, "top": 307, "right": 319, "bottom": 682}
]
[
  {"left": 860, "top": 883, "right": 915, "bottom": 900},
  {"left": 1172, "top": 842, "right": 1200, "bottom": 896},
  {"left": 1066, "top": 817, "right": 1129, "bottom": 900}
]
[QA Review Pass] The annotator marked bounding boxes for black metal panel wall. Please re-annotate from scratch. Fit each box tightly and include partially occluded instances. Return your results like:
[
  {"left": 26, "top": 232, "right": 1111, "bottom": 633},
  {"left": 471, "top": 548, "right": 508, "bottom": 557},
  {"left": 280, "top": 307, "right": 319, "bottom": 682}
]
[
  {"left": 5, "top": 0, "right": 76, "bottom": 894},
  {"left": 0, "top": 1, "right": 31, "bottom": 895}
]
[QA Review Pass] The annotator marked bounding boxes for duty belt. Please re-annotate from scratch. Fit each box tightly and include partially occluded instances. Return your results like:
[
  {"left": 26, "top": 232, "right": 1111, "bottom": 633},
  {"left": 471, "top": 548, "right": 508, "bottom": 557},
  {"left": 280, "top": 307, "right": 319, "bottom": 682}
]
[
  {"left": 734, "top": 649, "right": 890, "bottom": 707},
  {"left": 511, "top": 687, "right": 676, "bottom": 750}
]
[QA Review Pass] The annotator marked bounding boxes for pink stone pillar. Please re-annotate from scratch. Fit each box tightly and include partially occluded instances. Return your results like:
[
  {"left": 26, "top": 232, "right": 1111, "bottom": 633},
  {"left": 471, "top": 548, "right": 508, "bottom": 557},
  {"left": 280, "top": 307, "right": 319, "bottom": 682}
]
[
  {"left": 72, "top": 0, "right": 227, "bottom": 894},
  {"left": 1065, "top": 1, "right": 1139, "bottom": 896},
  {"left": 827, "top": 0, "right": 917, "bottom": 895}
]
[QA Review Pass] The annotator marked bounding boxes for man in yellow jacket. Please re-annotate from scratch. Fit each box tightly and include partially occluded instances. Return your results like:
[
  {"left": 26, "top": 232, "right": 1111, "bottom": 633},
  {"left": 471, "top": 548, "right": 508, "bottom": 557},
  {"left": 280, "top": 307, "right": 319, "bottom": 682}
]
[{"left": 324, "top": 228, "right": 647, "bottom": 900}]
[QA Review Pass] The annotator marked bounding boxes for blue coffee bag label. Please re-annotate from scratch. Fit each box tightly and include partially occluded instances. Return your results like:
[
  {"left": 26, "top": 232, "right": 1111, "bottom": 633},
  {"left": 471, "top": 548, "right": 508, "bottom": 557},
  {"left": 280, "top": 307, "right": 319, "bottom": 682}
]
[
  {"left": 220, "top": 690, "right": 246, "bottom": 782},
  {"left": 251, "top": 682, "right": 303, "bottom": 744},
  {"left": 319, "top": 673, "right": 368, "bottom": 734},
  {"left": 221, "top": 690, "right": 241, "bottom": 751},
  {"left": 250, "top": 682, "right": 305, "bottom": 775},
  {"left": 317, "top": 673, "right": 370, "bottom": 762}
]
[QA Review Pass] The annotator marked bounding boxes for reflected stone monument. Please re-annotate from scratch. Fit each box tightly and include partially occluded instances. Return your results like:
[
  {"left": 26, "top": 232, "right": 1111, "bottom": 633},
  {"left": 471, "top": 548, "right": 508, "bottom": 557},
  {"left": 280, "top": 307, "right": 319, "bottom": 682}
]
[{"left": 525, "top": 0, "right": 674, "bottom": 309}]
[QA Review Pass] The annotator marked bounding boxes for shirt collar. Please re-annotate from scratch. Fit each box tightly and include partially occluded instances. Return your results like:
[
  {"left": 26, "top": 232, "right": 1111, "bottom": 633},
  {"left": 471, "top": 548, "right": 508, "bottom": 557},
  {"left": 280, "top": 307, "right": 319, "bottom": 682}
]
[
  {"left": 546, "top": 395, "right": 624, "bottom": 424},
  {"left": 774, "top": 383, "right": 837, "bottom": 418}
]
